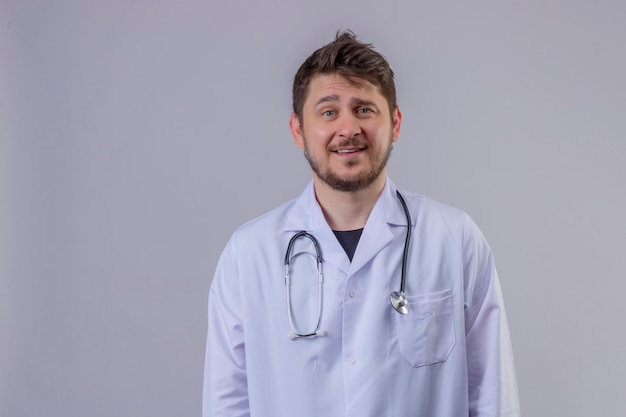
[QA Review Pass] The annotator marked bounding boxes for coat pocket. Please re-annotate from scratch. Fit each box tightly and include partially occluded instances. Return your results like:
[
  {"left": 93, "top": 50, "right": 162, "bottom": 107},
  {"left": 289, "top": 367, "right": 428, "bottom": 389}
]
[{"left": 394, "top": 289, "right": 456, "bottom": 367}]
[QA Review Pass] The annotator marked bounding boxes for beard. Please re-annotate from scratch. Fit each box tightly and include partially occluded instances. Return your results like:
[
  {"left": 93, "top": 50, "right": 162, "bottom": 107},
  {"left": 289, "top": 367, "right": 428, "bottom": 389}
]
[{"left": 303, "top": 137, "right": 394, "bottom": 192}]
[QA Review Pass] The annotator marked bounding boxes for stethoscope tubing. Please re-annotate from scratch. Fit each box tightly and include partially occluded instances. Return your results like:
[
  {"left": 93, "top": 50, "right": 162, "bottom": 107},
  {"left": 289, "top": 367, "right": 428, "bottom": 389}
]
[
  {"left": 284, "top": 231, "right": 324, "bottom": 338},
  {"left": 284, "top": 190, "right": 412, "bottom": 339},
  {"left": 395, "top": 190, "right": 412, "bottom": 294}
]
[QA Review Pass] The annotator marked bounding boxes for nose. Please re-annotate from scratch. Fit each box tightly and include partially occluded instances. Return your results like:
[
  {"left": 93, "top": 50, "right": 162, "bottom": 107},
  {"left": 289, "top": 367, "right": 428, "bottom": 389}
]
[{"left": 336, "top": 113, "right": 361, "bottom": 138}]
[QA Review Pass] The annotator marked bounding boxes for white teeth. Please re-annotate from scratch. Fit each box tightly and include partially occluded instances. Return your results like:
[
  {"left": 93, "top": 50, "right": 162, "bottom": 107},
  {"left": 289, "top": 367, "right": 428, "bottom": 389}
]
[{"left": 337, "top": 149, "right": 358, "bottom": 154}]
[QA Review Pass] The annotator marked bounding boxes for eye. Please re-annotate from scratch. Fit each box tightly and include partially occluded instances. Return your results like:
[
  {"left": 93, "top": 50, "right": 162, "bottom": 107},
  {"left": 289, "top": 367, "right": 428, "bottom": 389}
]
[
  {"left": 322, "top": 110, "right": 335, "bottom": 117},
  {"left": 356, "top": 107, "right": 373, "bottom": 114}
]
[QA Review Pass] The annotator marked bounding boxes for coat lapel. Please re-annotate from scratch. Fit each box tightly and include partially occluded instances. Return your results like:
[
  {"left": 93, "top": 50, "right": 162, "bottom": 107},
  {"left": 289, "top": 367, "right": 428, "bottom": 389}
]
[
  {"left": 283, "top": 181, "right": 350, "bottom": 275},
  {"left": 282, "top": 179, "right": 413, "bottom": 278},
  {"left": 348, "top": 179, "right": 409, "bottom": 277}
]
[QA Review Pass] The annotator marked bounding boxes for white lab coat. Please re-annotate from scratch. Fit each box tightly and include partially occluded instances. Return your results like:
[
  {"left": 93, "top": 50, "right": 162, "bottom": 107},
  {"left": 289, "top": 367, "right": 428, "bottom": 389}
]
[{"left": 203, "top": 178, "right": 520, "bottom": 417}]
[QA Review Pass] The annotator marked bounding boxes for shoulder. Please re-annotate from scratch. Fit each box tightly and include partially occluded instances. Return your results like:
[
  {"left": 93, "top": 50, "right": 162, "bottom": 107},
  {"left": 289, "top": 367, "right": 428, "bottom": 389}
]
[
  {"left": 233, "top": 197, "right": 297, "bottom": 237},
  {"left": 222, "top": 197, "right": 300, "bottom": 257},
  {"left": 405, "top": 192, "right": 465, "bottom": 217},
  {"left": 400, "top": 190, "right": 471, "bottom": 232},
  {"left": 211, "top": 197, "right": 298, "bottom": 286},
  {"left": 399, "top": 189, "right": 490, "bottom": 251}
]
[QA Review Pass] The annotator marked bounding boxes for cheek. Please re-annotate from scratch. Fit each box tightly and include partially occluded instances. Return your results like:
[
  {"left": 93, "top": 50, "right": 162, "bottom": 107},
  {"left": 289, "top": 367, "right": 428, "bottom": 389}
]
[
  {"left": 364, "top": 124, "right": 391, "bottom": 142},
  {"left": 305, "top": 124, "right": 335, "bottom": 144}
]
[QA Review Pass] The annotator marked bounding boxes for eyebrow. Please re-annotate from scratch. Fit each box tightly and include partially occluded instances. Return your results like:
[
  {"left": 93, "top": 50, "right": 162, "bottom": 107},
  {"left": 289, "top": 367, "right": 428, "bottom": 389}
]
[
  {"left": 314, "top": 95, "right": 340, "bottom": 107},
  {"left": 351, "top": 98, "right": 379, "bottom": 110},
  {"left": 313, "top": 95, "right": 380, "bottom": 111}
]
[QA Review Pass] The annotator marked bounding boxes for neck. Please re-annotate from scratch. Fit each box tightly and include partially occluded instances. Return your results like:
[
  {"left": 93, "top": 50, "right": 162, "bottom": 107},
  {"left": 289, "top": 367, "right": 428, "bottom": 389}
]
[{"left": 313, "top": 174, "right": 387, "bottom": 231}]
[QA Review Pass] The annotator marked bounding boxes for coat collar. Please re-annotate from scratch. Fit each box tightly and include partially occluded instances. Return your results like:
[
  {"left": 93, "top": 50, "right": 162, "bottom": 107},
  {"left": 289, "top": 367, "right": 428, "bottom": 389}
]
[{"left": 282, "top": 177, "right": 413, "bottom": 276}]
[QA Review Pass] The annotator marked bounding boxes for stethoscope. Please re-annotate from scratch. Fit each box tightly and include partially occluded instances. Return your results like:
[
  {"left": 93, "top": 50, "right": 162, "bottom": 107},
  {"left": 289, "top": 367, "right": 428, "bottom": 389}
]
[{"left": 284, "top": 190, "right": 412, "bottom": 339}]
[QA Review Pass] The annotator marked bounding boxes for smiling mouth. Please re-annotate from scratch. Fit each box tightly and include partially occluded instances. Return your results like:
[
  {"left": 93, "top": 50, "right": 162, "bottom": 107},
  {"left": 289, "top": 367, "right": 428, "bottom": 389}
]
[{"left": 334, "top": 147, "right": 366, "bottom": 154}]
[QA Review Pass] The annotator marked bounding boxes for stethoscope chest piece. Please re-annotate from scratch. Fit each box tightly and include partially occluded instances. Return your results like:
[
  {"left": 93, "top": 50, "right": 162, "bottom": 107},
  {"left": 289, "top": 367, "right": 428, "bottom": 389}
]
[{"left": 389, "top": 291, "right": 410, "bottom": 315}]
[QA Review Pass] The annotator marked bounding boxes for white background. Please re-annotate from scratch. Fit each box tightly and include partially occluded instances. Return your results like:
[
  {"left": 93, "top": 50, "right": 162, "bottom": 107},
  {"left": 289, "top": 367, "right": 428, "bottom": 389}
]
[{"left": 1, "top": 1, "right": 625, "bottom": 415}]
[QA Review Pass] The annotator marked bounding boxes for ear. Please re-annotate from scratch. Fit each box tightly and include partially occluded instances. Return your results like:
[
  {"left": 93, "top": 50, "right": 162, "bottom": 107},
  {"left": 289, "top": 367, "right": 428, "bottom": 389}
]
[
  {"left": 391, "top": 106, "right": 402, "bottom": 143},
  {"left": 289, "top": 112, "right": 305, "bottom": 148}
]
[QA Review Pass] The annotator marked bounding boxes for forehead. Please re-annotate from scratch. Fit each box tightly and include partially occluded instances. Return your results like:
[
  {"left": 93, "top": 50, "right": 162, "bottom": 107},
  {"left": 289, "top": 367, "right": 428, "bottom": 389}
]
[{"left": 304, "top": 73, "right": 385, "bottom": 107}]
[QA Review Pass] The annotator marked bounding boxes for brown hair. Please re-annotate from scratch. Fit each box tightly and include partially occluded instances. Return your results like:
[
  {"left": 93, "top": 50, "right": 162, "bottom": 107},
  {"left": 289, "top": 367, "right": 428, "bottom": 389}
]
[{"left": 292, "top": 30, "right": 397, "bottom": 120}]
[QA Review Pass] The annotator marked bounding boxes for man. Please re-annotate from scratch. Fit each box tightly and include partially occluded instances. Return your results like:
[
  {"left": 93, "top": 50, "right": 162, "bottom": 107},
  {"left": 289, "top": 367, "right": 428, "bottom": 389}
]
[{"left": 203, "top": 31, "right": 520, "bottom": 416}]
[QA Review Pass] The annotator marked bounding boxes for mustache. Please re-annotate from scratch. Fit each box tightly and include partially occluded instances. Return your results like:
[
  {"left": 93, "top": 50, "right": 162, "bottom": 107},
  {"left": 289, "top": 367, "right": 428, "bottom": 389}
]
[{"left": 330, "top": 138, "right": 367, "bottom": 149}]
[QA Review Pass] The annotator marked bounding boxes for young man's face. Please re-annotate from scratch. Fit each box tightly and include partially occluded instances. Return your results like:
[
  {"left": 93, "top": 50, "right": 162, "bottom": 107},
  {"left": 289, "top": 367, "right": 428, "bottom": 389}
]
[{"left": 290, "top": 73, "right": 401, "bottom": 193}]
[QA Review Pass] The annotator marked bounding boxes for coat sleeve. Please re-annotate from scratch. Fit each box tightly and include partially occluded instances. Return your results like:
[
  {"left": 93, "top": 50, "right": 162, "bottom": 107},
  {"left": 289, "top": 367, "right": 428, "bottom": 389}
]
[
  {"left": 462, "top": 215, "right": 521, "bottom": 417},
  {"left": 203, "top": 236, "right": 250, "bottom": 417}
]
